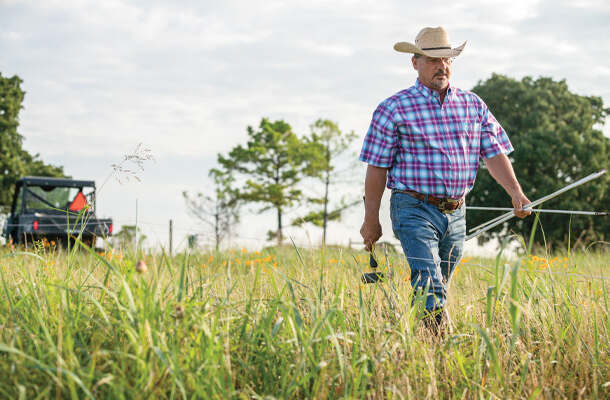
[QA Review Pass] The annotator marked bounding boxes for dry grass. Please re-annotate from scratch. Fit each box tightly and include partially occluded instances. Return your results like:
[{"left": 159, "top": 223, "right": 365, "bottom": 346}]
[{"left": 0, "top": 243, "right": 608, "bottom": 399}]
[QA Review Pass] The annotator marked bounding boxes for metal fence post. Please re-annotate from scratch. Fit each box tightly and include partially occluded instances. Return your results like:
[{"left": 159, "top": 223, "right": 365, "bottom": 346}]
[{"left": 169, "top": 219, "right": 173, "bottom": 257}]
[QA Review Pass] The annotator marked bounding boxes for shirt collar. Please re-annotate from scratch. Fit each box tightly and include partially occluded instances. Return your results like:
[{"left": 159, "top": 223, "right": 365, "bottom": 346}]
[{"left": 415, "top": 78, "right": 454, "bottom": 102}]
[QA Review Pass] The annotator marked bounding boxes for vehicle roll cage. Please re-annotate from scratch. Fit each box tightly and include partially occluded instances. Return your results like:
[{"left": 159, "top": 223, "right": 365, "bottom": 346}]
[{"left": 11, "top": 176, "right": 97, "bottom": 215}]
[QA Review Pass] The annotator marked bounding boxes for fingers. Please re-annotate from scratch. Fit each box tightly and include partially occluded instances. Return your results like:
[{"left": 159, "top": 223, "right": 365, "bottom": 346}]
[
  {"left": 360, "top": 221, "right": 381, "bottom": 251},
  {"left": 362, "top": 235, "right": 377, "bottom": 251},
  {"left": 512, "top": 194, "right": 532, "bottom": 219},
  {"left": 519, "top": 203, "right": 532, "bottom": 218},
  {"left": 514, "top": 209, "right": 529, "bottom": 218}
]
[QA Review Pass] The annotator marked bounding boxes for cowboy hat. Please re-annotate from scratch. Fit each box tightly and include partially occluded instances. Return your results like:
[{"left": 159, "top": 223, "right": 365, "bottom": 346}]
[{"left": 394, "top": 27, "right": 466, "bottom": 58}]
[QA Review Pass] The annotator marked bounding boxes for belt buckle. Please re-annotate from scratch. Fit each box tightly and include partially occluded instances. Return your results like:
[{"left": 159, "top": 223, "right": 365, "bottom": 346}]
[
  {"left": 439, "top": 198, "right": 460, "bottom": 214},
  {"left": 438, "top": 202, "right": 452, "bottom": 214}
]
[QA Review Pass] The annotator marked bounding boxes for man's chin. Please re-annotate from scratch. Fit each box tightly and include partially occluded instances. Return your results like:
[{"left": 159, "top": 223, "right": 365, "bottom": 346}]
[{"left": 430, "top": 78, "right": 448, "bottom": 91}]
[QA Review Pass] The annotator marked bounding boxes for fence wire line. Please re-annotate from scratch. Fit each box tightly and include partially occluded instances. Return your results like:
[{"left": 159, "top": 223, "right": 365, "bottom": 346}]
[
  {"left": 3, "top": 220, "right": 268, "bottom": 243},
  {"left": 5, "top": 219, "right": 608, "bottom": 281}
]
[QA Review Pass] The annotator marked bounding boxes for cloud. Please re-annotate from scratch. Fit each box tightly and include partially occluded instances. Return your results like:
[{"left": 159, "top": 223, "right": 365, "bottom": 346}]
[{"left": 1, "top": 0, "right": 609, "bottom": 248}]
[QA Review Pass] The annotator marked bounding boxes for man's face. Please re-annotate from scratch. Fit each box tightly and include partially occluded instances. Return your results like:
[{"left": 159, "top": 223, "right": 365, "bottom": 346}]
[{"left": 412, "top": 55, "right": 453, "bottom": 92}]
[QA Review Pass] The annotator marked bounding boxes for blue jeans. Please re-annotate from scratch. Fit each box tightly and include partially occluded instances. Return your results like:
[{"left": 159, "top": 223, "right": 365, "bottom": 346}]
[{"left": 390, "top": 192, "right": 466, "bottom": 312}]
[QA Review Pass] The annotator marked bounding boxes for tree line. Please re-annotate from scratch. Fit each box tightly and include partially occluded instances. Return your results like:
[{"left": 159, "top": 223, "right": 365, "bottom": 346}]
[
  {"left": 183, "top": 118, "right": 358, "bottom": 249},
  {"left": 187, "top": 75, "right": 609, "bottom": 251},
  {"left": 1, "top": 72, "right": 607, "bottom": 250},
  {"left": 0, "top": 73, "right": 64, "bottom": 213}
]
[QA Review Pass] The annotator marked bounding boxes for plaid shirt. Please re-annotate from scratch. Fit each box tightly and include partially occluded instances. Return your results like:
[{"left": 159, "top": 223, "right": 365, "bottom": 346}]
[{"left": 360, "top": 79, "right": 513, "bottom": 199}]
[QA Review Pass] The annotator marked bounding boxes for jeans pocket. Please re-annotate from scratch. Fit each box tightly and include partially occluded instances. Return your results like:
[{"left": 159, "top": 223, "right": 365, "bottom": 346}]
[{"left": 391, "top": 192, "right": 422, "bottom": 211}]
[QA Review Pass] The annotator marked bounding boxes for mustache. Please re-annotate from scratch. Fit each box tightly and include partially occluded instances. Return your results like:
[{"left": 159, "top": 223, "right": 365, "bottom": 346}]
[{"left": 434, "top": 71, "right": 448, "bottom": 77}]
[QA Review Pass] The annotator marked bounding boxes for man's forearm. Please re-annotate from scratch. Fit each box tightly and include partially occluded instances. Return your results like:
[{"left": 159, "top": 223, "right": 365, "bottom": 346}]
[
  {"left": 485, "top": 153, "right": 531, "bottom": 218},
  {"left": 484, "top": 153, "right": 524, "bottom": 197},
  {"left": 364, "top": 165, "right": 388, "bottom": 221}
]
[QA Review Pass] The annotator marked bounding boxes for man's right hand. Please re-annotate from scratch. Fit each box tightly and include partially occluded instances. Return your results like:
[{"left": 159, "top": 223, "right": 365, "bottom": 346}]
[
  {"left": 361, "top": 165, "right": 388, "bottom": 251},
  {"left": 360, "top": 219, "right": 382, "bottom": 251}
]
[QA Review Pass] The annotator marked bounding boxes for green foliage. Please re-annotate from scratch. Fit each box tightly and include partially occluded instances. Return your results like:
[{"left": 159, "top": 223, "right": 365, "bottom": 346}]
[
  {"left": 0, "top": 73, "right": 64, "bottom": 212},
  {"left": 469, "top": 74, "right": 610, "bottom": 249},
  {"left": 113, "top": 224, "right": 146, "bottom": 249},
  {"left": 0, "top": 245, "right": 607, "bottom": 398},
  {"left": 293, "top": 119, "right": 359, "bottom": 244},
  {"left": 215, "top": 118, "right": 325, "bottom": 244}
]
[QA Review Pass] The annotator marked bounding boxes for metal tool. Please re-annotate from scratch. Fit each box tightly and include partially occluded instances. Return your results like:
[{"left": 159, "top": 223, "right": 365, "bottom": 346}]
[
  {"left": 361, "top": 195, "right": 385, "bottom": 283},
  {"left": 361, "top": 247, "right": 385, "bottom": 283},
  {"left": 466, "top": 169, "right": 607, "bottom": 241},
  {"left": 466, "top": 206, "right": 608, "bottom": 216},
  {"left": 467, "top": 206, "right": 608, "bottom": 233}
]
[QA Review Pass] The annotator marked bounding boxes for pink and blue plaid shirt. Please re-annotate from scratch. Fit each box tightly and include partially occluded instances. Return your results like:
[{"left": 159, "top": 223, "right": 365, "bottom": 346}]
[{"left": 360, "top": 79, "right": 513, "bottom": 199}]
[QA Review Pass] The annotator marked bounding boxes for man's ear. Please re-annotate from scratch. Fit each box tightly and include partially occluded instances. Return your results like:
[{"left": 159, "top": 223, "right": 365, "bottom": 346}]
[{"left": 411, "top": 56, "right": 418, "bottom": 71}]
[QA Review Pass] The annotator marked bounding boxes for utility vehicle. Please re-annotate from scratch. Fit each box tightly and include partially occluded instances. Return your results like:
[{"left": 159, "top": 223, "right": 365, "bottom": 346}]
[{"left": 3, "top": 176, "right": 112, "bottom": 247}]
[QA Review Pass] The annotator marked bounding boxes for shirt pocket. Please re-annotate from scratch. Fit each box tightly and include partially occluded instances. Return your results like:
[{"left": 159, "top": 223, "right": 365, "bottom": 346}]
[{"left": 458, "top": 120, "right": 481, "bottom": 149}]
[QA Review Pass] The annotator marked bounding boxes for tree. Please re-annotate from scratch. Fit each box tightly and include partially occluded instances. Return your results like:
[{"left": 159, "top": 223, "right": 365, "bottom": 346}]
[
  {"left": 183, "top": 170, "right": 240, "bottom": 251},
  {"left": 469, "top": 74, "right": 609, "bottom": 249},
  {"left": 293, "top": 119, "right": 359, "bottom": 245},
  {"left": 186, "top": 234, "right": 199, "bottom": 250},
  {"left": 0, "top": 73, "right": 64, "bottom": 212},
  {"left": 113, "top": 225, "right": 146, "bottom": 250},
  {"left": 215, "top": 118, "right": 323, "bottom": 245}
]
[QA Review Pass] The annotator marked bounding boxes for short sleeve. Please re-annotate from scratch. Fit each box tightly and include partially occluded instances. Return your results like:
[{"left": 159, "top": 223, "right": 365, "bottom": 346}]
[
  {"left": 359, "top": 101, "right": 397, "bottom": 167},
  {"left": 478, "top": 100, "right": 513, "bottom": 159}
]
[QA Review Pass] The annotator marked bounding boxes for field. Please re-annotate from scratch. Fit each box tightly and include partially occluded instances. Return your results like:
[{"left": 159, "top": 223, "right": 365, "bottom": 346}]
[{"left": 0, "top": 242, "right": 608, "bottom": 399}]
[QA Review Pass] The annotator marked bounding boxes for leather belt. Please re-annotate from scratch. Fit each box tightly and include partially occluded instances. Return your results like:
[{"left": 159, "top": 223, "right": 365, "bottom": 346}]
[{"left": 393, "top": 189, "right": 464, "bottom": 214}]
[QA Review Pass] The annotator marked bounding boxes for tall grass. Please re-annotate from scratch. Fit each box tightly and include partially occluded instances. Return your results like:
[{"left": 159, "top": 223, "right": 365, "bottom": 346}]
[{"left": 0, "top": 242, "right": 608, "bottom": 399}]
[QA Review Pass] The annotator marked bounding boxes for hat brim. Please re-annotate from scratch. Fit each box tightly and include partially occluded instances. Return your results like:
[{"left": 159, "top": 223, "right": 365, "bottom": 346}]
[{"left": 393, "top": 41, "right": 466, "bottom": 57}]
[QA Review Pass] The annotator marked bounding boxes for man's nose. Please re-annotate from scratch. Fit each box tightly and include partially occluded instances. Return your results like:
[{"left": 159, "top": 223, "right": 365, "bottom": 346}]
[{"left": 439, "top": 58, "right": 452, "bottom": 67}]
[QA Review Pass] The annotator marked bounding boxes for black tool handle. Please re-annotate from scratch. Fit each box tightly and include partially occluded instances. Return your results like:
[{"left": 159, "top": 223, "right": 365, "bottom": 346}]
[{"left": 369, "top": 252, "right": 378, "bottom": 269}]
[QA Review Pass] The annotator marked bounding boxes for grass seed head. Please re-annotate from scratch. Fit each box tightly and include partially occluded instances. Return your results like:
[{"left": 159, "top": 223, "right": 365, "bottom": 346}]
[
  {"left": 174, "top": 305, "right": 185, "bottom": 319},
  {"left": 135, "top": 260, "right": 148, "bottom": 273}
]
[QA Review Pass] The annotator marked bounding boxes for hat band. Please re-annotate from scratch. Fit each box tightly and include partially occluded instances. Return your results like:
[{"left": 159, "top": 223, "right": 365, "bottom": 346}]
[{"left": 421, "top": 46, "right": 451, "bottom": 50}]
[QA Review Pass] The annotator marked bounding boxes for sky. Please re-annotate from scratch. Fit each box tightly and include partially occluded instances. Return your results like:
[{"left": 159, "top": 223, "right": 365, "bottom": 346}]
[{"left": 1, "top": 0, "right": 609, "bottom": 253}]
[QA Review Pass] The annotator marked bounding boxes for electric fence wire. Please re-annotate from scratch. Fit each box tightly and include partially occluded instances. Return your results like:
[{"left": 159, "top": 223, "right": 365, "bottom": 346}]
[
  {"left": 466, "top": 169, "right": 607, "bottom": 240},
  {"left": 2, "top": 220, "right": 268, "bottom": 243},
  {"left": 5, "top": 215, "right": 608, "bottom": 281},
  {"left": 8, "top": 218, "right": 609, "bottom": 277}
]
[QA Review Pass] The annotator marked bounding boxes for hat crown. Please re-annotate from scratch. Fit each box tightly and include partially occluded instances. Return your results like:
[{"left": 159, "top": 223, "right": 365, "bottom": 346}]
[
  {"left": 415, "top": 27, "right": 452, "bottom": 50},
  {"left": 393, "top": 26, "right": 466, "bottom": 57}
]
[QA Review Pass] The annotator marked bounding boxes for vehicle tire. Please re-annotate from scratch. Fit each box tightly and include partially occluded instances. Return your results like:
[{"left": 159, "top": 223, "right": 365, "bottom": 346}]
[{"left": 82, "top": 235, "right": 96, "bottom": 248}]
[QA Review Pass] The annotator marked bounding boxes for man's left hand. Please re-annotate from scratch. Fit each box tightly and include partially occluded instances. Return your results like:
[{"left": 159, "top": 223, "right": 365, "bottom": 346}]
[{"left": 511, "top": 192, "right": 532, "bottom": 218}]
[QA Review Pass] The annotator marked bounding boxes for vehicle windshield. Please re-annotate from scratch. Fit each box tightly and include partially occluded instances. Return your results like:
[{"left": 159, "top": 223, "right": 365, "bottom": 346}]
[{"left": 22, "top": 185, "right": 95, "bottom": 213}]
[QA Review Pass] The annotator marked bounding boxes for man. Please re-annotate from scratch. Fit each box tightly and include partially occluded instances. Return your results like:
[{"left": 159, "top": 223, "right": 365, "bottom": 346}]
[{"left": 359, "top": 27, "right": 531, "bottom": 329}]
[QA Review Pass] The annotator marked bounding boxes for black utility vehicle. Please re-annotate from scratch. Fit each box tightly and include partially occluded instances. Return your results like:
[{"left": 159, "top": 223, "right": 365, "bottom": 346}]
[{"left": 3, "top": 176, "right": 113, "bottom": 247}]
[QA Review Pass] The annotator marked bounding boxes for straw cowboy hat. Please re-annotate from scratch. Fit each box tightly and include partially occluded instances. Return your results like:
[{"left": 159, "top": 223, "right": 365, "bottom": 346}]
[{"left": 394, "top": 27, "right": 466, "bottom": 58}]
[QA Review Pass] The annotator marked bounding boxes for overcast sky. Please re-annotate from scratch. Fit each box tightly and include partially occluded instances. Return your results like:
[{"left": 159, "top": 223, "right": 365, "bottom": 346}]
[{"left": 1, "top": 0, "right": 609, "bottom": 252}]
